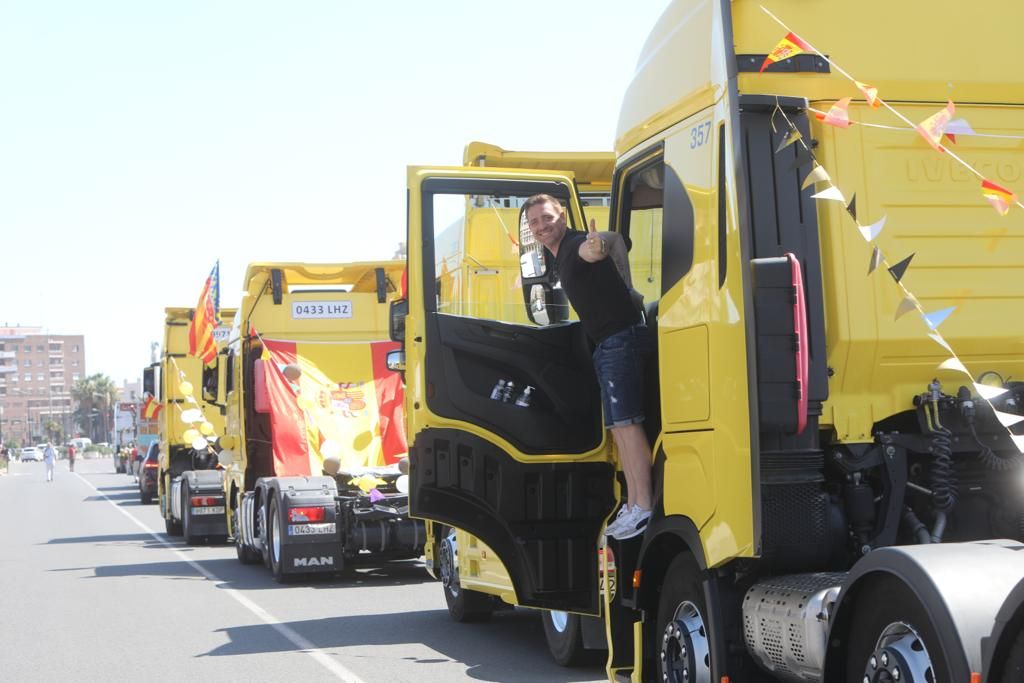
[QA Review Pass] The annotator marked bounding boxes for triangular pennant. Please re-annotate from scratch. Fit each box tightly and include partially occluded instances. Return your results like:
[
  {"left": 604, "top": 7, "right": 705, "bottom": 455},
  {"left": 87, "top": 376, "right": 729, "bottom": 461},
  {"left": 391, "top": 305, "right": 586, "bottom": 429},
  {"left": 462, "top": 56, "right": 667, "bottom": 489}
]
[
  {"left": 855, "top": 80, "right": 881, "bottom": 109},
  {"left": 938, "top": 357, "right": 969, "bottom": 374},
  {"left": 811, "top": 186, "right": 846, "bottom": 203},
  {"left": 776, "top": 128, "right": 802, "bottom": 153},
  {"left": 846, "top": 194, "right": 857, "bottom": 221},
  {"left": 760, "top": 31, "right": 814, "bottom": 72},
  {"left": 868, "top": 246, "right": 884, "bottom": 274},
  {"left": 857, "top": 215, "right": 887, "bottom": 242},
  {"left": 927, "top": 331, "right": 953, "bottom": 353},
  {"left": 887, "top": 253, "right": 915, "bottom": 283},
  {"left": 915, "top": 100, "right": 955, "bottom": 152},
  {"left": 894, "top": 296, "right": 918, "bottom": 320},
  {"left": 822, "top": 97, "right": 853, "bottom": 128},
  {"left": 993, "top": 410, "right": 1024, "bottom": 428},
  {"left": 788, "top": 144, "right": 815, "bottom": 171},
  {"left": 981, "top": 179, "right": 1017, "bottom": 217},
  {"left": 922, "top": 306, "right": 956, "bottom": 330},
  {"left": 946, "top": 118, "right": 975, "bottom": 136},
  {"left": 801, "top": 164, "right": 830, "bottom": 190},
  {"left": 1012, "top": 434, "right": 1024, "bottom": 454},
  {"left": 974, "top": 382, "right": 1009, "bottom": 400}
]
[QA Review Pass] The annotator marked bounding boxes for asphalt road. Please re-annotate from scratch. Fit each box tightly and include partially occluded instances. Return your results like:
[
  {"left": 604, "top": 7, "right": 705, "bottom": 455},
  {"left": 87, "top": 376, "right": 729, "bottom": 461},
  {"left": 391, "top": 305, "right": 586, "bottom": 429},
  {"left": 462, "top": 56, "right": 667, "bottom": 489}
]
[{"left": 0, "top": 457, "right": 607, "bottom": 683}]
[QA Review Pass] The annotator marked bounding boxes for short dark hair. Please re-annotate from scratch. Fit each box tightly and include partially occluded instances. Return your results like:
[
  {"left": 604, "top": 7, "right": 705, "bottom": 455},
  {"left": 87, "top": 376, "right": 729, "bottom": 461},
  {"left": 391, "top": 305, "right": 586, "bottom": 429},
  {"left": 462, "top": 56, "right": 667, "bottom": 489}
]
[{"left": 524, "top": 194, "right": 564, "bottom": 216}]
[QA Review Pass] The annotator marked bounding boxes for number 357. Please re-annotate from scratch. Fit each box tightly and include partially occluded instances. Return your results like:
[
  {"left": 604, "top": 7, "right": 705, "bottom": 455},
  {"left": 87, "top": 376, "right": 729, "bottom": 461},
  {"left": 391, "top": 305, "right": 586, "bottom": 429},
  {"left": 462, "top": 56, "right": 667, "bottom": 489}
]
[{"left": 690, "top": 121, "right": 712, "bottom": 149}]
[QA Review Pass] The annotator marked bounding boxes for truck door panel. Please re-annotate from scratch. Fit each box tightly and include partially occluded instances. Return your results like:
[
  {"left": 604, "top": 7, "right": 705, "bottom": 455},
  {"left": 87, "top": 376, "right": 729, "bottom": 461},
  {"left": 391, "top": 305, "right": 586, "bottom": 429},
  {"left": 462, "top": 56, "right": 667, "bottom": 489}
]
[{"left": 407, "top": 169, "right": 615, "bottom": 614}]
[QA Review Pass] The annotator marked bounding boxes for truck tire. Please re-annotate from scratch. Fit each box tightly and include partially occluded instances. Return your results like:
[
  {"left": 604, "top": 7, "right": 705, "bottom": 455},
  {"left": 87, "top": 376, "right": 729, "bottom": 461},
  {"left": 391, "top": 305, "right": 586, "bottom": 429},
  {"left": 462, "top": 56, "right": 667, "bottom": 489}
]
[
  {"left": 542, "top": 610, "right": 600, "bottom": 667},
  {"left": 438, "top": 533, "right": 492, "bottom": 622},
  {"left": 163, "top": 493, "right": 182, "bottom": 536},
  {"left": 655, "top": 553, "right": 713, "bottom": 683},
  {"left": 234, "top": 508, "right": 260, "bottom": 565},
  {"left": 268, "top": 495, "right": 289, "bottom": 583},
  {"left": 182, "top": 480, "right": 198, "bottom": 545},
  {"left": 140, "top": 489, "right": 152, "bottom": 505},
  {"left": 995, "top": 628, "right": 1024, "bottom": 683},
  {"left": 844, "top": 575, "right": 949, "bottom": 683}
]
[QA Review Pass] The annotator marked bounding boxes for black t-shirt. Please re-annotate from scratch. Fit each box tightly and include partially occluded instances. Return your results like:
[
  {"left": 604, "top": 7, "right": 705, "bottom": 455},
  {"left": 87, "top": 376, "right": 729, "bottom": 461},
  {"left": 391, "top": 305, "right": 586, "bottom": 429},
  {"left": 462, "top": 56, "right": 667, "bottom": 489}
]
[{"left": 551, "top": 230, "right": 640, "bottom": 343}]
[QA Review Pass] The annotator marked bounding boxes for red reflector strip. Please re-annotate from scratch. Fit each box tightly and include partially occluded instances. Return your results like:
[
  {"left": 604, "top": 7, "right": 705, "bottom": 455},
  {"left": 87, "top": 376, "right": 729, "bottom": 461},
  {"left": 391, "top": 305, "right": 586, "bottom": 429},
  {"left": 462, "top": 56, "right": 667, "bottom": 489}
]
[
  {"left": 288, "top": 506, "right": 326, "bottom": 523},
  {"left": 143, "top": 462, "right": 158, "bottom": 469},
  {"left": 190, "top": 496, "right": 221, "bottom": 507}
]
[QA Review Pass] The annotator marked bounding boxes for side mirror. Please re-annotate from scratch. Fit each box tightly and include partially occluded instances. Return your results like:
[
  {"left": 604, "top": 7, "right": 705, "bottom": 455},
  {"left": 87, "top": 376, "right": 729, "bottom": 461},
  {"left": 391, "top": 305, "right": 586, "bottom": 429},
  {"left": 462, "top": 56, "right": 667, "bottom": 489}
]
[
  {"left": 524, "top": 283, "right": 568, "bottom": 326},
  {"left": 386, "top": 350, "right": 406, "bottom": 372},
  {"left": 389, "top": 299, "right": 408, "bottom": 343}
]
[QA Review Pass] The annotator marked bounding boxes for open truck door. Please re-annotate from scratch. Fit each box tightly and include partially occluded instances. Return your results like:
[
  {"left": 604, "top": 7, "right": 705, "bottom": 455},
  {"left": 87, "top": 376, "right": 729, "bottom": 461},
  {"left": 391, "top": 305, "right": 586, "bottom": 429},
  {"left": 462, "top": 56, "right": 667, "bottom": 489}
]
[{"left": 401, "top": 166, "right": 616, "bottom": 615}]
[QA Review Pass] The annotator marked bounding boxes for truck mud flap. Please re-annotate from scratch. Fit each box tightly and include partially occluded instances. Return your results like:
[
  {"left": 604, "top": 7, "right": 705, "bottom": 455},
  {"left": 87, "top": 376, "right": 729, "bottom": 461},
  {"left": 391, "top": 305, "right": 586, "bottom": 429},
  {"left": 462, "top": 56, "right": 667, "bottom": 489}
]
[
  {"left": 266, "top": 476, "right": 342, "bottom": 574},
  {"left": 182, "top": 470, "right": 228, "bottom": 536}
]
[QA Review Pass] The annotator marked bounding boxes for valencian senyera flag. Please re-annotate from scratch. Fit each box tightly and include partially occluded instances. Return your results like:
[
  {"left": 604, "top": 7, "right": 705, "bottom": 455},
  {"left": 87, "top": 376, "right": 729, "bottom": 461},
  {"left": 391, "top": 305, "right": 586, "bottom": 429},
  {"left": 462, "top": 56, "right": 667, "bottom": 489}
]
[
  {"left": 260, "top": 338, "right": 407, "bottom": 477},
  {"left": 760, "top": 31, "right": 813, "bottom": 72},
  {"left": 188, "top": 261, "right": 221, "bottom": 366}
]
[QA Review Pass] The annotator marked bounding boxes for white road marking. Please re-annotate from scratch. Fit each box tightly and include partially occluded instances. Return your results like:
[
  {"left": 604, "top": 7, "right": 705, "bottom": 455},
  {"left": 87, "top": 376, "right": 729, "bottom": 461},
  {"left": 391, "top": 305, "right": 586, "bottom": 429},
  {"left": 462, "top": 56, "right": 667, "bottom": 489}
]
[{"left": 74, "top": 472, "right": 365, "bottom": 683}]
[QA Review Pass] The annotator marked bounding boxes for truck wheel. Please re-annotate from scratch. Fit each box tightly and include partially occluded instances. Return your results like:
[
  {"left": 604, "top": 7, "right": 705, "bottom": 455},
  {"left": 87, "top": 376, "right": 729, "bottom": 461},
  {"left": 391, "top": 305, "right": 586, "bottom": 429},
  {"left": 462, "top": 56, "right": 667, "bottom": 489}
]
[
  {"left": 995, "top": 628, "right": 1024, "bottom": 683},
  {"left": 542, "top": 610, "right": 600, "bottom": 667},
  {"left": 438, "top": 532, "right": 492, "bottom": 622},
  {"left": 655, "top": 553, "right": 712, "bottom": 683},
  {"left": 268, "top": 495, "right": 289, "bottom": 583},
  {"left": 163, "top": 494, "right": 182, "bottom": 536},
  {"left": 140, "top": 489, "right": 152, "bottom": 505},
  {"left": 234, "top": 509, "right": 260, "bottom": 564},
  {"left": 182, "top": 480, "right": 198, "bottom": 544},
  {"left": 844, "top": 575, "right": 948, "bottom": 683}
]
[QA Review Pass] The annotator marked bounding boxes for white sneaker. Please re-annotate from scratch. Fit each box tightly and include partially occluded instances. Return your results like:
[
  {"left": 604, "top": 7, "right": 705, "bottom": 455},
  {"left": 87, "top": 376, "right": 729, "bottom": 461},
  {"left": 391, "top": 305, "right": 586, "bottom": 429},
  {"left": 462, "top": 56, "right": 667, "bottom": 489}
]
[
  {"left": 603, "top": 505, "right": 633, "bottom": 537},
  {"left": 608, "top": 506, "right": 651, "bottom": 540}
]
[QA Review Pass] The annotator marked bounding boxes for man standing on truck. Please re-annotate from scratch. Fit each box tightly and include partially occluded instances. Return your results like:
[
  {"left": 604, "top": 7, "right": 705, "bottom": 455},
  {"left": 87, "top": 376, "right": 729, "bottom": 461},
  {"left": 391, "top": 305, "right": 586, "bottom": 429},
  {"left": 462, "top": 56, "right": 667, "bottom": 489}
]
[{"left": 525, "top": 194, "right": 653, "bottom": 539}]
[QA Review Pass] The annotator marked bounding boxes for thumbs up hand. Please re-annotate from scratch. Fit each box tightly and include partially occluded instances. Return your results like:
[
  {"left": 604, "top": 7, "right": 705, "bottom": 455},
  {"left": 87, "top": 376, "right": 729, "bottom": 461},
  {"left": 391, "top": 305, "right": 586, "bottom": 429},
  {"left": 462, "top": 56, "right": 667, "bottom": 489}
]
[{"left": 580, "top": 218, "right": 607, "bottom": 263}]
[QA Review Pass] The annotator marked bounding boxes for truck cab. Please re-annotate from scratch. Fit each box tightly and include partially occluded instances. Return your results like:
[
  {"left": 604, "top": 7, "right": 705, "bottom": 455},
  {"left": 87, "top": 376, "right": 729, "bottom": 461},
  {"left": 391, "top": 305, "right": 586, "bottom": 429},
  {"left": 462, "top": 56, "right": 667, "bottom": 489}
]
[
  {"left": 398, "top": 2, "right": 1024, "bottom": 681},
  {"left": 157, "top": 306, "right": 236, "bottom": 542},
  {"left": 220, "top": 262, "right": 423, "bottom": 582}
]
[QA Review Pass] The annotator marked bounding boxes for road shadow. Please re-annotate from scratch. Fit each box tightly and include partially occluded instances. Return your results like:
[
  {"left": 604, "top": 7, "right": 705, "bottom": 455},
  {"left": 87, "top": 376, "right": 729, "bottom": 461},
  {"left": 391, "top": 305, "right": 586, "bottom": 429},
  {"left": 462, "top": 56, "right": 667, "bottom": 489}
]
[
  {"left": 54, "top": 556, "right": 435, "bottom": 591},
  {"left": 201, "top": 608, "right": 604, "bottom": 682},
  {"left": 43, "top": 532, "right": 157, "bottom": 546}
]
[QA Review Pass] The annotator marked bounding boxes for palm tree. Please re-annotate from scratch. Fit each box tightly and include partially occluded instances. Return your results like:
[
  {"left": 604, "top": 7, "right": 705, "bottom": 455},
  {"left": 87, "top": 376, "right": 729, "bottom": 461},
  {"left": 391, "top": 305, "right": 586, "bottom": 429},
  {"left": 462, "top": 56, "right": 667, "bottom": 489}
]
[
  {"left": 44, "top": 419, "right": 63, "bottom": 444},
  {"left": 72, "top": 373, "right": 119, "bottom": 442}
]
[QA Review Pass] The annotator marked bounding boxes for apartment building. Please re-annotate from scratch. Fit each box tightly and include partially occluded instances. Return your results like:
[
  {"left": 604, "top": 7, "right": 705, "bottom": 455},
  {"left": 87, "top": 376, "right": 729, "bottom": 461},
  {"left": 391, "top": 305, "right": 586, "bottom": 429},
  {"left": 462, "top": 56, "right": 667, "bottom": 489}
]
[{"left": 0, "top": 325, "right": 85, "bottom": 447}]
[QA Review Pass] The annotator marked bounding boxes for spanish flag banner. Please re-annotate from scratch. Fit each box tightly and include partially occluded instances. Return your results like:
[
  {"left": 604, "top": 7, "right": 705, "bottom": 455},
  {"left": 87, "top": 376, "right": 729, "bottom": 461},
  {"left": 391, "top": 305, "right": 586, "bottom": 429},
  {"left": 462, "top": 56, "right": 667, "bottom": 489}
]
[
  {"left": 759, "top": 31, "right": 813, "bottom": 72},
  {"left": 188, "top": 261, "right": 221, "bottom": 366},
  {"left": 141, "top": 395, "right": 162, "bottom": 420},
  {"left": 915, "top": 101, "right": 955, "bottom": 152},
  {"left": 261, "top": 338, "right": 406, "bottom": 477},
  {"left": 981, "top": 179, "right": 1018, "bottom": 216}
]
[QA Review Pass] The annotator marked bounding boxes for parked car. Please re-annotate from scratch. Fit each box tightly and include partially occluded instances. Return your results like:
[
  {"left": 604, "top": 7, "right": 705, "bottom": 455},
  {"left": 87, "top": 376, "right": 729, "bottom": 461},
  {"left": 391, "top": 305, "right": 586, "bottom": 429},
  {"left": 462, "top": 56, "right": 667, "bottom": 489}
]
[
  {"left": 20, "top": 447, "right": 43, "bottom": 462},
  {"left": 138, "top": 444, "right": 159, "bottom": 504}
]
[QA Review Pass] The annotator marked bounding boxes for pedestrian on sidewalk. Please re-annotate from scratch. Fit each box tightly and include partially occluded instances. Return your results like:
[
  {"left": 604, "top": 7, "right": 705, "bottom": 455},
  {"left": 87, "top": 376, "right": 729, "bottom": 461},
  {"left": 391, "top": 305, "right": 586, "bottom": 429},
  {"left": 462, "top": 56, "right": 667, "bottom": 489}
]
[
  {"left": 43, "top": 441, "right": 58, "bottom": 482},
  {"left": 67, "top": 443, "right": 76, "bottom": 473}
]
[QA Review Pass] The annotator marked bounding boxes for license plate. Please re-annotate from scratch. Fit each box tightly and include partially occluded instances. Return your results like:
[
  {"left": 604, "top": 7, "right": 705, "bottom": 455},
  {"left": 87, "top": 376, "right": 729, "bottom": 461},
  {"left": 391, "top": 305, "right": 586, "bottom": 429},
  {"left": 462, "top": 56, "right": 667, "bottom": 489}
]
[
  {"left": 193, "top": 506, "right": 225, "bottom": 515},
  {"left": 291, "top": 301, "right": 352, "bottom": 320},
  {"left": 288, "top": 523, "right": 336, "bottom": 536}
]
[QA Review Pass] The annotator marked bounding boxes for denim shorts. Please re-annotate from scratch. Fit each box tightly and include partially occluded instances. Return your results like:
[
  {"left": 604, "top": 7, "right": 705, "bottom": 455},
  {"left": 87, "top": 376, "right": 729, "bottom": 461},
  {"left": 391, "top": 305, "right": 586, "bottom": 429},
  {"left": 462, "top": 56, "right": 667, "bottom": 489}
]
[{"left": 592, "top": 324, "right": 653, "bottom": 428}]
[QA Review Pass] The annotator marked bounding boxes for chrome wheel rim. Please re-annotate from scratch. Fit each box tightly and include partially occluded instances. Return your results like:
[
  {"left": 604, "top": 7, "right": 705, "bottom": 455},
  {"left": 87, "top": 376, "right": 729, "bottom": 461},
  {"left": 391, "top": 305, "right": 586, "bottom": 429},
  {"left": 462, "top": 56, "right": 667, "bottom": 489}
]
[
  {"left": 272, "top": 508, "right": 281, "bottom": 564},
  {"left": 660, "top": 600, "right": 711, "bottom": 683},
  {"left": 862, "top": 622, "right": 935, "bottom": 683},
  {"left": 439, "top": 535, "right": 459, "bottom": 597}
]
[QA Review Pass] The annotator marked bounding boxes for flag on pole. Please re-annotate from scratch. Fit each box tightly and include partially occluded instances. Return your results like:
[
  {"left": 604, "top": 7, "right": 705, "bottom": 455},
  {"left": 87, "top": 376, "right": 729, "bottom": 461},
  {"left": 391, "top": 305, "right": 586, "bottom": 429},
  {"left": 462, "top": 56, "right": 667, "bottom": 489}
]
[
  {"left": 188, "top": 261, "right": 221, "bottom": 366},
  {"left": 759, "top": 32, "right": 813, "bottom": 72}
]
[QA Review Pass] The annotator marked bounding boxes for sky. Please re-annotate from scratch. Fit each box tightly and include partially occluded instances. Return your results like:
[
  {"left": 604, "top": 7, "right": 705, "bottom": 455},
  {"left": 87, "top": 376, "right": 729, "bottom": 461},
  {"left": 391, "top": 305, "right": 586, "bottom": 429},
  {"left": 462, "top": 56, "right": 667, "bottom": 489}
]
[{"left": 0, "top": 0, "right": 672, "bottom": 387}]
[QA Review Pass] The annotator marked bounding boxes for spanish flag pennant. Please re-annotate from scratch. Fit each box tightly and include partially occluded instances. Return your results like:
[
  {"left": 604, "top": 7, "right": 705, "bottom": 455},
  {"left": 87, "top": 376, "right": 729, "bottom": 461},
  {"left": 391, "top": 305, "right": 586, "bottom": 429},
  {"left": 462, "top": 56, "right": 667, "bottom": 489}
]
[
  {"left": 822, "top": 97, "right": 853, "bottom": 128},
  {"left": 915, "top": 101, "right": 955, "bottom": 152},
  {"left": 887, "top": 253, "right": 915, "bottom": 283},
  {"left": 759, "top": 31, "right": 813, "bottom": 73},
  {"left": 855, "top": 81, "right": 881, "bottom": 109},
  {"left": 981, "top": 179, "right": 1017, "bottom": 216}
]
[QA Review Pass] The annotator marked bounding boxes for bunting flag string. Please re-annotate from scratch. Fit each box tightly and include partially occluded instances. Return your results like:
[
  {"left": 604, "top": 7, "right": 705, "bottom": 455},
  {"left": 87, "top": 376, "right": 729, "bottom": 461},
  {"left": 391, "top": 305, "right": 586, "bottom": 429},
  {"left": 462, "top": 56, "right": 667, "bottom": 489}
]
[
  {"left": 759, "top": 5, "right": 1024, "bottom": 213},
  {"left": 762, "top": 10, "right": 1024, "bottom": 453},
  {"left": 167, "top": 356, "right": 219, "bottom": 456},
  {"left": 805, "top": 107, "right": 1024, "bottom": 141}
]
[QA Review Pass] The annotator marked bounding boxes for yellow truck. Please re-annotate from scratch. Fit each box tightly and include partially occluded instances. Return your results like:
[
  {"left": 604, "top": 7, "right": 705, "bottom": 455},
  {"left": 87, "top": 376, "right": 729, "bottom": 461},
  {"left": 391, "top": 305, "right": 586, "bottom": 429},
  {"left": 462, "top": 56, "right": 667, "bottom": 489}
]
[
  {"left": 425, "top": 142, "right": 621, "bottom": 664},
  {"left": 219, "top": 262, "right": 423, "bottom": 582},
  {"left": 157, "top": 306, "right": 235, "bottom": 542},
  {"left": 393, "top": 2, "right": 1024, "bottom": 681}
]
